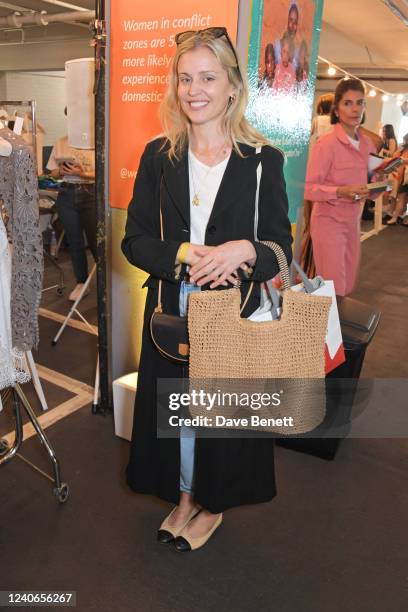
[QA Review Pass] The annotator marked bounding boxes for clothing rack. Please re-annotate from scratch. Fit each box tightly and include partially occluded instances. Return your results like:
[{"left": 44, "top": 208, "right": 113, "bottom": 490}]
[
  {"left": 0, "top": 123, "right": 68, "bottom": 502},
  {"left": 0, "top": 386, "right": 69, "bottom": 503},
  {"left": 0, "top": 103, "right": 50, "bottom": 410}
]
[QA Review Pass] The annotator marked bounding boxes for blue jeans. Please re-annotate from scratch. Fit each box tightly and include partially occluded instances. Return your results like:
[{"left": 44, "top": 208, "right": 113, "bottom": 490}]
[
  {"left": 55, "top": 183, "right": 96, "bottom": 283},
  {"left": 179, "top": 281, "right": 200, "bottom": 494}
]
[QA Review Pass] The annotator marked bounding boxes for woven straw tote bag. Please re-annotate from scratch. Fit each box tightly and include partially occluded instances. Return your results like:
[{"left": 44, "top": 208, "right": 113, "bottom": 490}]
[
  {"left": 187, "top": 240, "right": 331, "bottom": 434},
  {"left": 186, "top": 147, "right": 331, "bottom": 434}
]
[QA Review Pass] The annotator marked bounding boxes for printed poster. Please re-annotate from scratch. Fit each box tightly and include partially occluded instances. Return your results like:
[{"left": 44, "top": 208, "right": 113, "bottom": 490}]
[
  {"left": 109, "top": 1, "right": 239, "bottom": 210},
  {"left": 246, "top": 0, "right": 324, "bottom": 223}
]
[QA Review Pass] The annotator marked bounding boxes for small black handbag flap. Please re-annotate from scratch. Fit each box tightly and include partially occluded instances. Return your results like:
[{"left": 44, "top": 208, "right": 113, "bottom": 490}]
[{"left": 150, "top": 311, "right": 189, "bottom": 363}]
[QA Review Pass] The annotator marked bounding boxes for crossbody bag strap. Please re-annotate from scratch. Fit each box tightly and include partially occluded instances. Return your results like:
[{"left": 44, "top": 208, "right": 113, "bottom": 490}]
[{"left": 155, "top": 175, "right": 164, "bottom": 313}]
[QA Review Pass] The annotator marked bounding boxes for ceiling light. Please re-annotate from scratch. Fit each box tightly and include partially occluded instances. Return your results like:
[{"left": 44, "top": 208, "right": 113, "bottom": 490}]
[
  {"left": 382, "top": 94, "right": 389, "bottom": 102},
  {"left": 397, "top": 94, "right": 404, "bottom": 101},
  {"left": 327, "top": 66, "right": 336, "bottom": 76},
  {"left": 343, "top": 75, "right": 350, "bottom": 80},
  {"left": 368, "top": 89, "right": 377, "bottom": 97}
]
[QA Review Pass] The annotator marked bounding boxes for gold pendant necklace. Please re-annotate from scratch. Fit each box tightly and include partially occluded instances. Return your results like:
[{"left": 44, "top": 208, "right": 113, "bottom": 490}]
[{"left": 190, "top": 142, "right": 229, "bottom": 206}]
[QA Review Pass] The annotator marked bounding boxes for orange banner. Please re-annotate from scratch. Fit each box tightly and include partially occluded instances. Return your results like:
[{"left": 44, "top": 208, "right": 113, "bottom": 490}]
[{"left": 109, "top": 0, "right": 239, "bottom": 209}]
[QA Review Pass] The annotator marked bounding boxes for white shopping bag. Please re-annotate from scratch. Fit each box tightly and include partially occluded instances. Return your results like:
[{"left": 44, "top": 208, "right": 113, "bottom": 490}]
[{"left": 290, "top": 278, "right": 345, "bottom": 374}]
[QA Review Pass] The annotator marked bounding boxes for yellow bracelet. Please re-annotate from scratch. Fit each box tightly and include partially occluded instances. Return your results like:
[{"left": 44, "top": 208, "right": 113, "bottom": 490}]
[{"left": 177, "top": 242, "right": 190, "bottom": 264}]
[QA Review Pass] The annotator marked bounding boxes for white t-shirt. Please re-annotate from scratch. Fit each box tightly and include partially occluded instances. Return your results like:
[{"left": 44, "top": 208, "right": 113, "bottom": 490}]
[
  {"left": 46, "top": 136, "right": 95, "bottom": 184},
  {"left": 188, "top": 149, "right": 230, "bottom": 245}
]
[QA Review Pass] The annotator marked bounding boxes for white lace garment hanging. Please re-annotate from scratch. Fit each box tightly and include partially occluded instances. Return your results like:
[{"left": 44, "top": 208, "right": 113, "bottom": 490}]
[
  {"left": 0, "top": 214, "right": 30, "bottom": 397},
  {"left": 0, "top": 135, "right": 12, "bottom": 156}
]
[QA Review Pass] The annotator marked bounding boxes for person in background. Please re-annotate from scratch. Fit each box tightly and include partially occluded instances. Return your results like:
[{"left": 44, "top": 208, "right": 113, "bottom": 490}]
[
  {"left": 309, "top": 94, "right": 334, "bottom": 147},
  {"left": 379, "top": 125, "right": 399, "bottom": 215},
  {"left": 274, "top": 2, "right": 300, "bottom": 70},
  {"left": 300, "top": 94, "right": 335, "bottom": 278},
  {"left": 47, "top": 108, "right": 96, "bottom": 302},
  {"left": 381, "top": 124, "right": 398, "bottom": 157},
  {"left": 304, "top": 78, "right": 376, "bottom": 296},
  {"left": 272, "top": 33, "right": 296, "bottom": 92},
  {"left": 258, "top": 43, "right": 276, "bottom": 89},
  {"left": 385, "top": 133, "right": 408, "bottom": 225},
  {"left": 296, "top": 40, "right": 309, "bottom": 88}
]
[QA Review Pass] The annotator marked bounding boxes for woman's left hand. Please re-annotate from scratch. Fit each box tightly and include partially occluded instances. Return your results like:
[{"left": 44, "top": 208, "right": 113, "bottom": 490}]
[
  {"left": 62, "top": 162, "right": 85, "bottom": 176},
  {"left": 189, "top": 240, "right": 257, "bottom": 288}
]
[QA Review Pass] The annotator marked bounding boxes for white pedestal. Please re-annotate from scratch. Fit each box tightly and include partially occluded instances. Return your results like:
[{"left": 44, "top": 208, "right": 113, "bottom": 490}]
[{"left": 112, "top": 372, "right": 138, "bottom": 441}]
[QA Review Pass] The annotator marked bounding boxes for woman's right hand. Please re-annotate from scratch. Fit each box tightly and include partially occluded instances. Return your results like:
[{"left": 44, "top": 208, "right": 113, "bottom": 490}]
[
  {"left": 183, "top": 244, "right": 213, "bottom": 266},
  {"left": 336, "top": 184, "right": 370, "bottom": 200},
  {"left": 184, "top": 244, "right": 241, "bottom": 287}
]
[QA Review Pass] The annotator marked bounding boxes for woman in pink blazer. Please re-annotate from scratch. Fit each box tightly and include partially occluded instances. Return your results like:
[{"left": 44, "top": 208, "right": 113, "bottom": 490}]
[{"left": 304, "top": 79, "right": 376, "bottom": 296}]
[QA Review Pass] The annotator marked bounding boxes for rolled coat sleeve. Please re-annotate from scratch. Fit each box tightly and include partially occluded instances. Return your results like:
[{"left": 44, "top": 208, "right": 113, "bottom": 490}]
[{"left": 121, "top": 144, "right": 182, "bottom": 282}]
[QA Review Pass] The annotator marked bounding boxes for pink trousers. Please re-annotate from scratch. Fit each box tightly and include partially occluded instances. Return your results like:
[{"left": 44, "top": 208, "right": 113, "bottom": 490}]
[{"left": 310, "top": 203, "right": 361, "bottom": 296}]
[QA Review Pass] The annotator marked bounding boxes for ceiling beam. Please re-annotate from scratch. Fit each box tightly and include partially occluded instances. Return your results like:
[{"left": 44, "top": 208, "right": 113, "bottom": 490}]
[
  {"left": 0, "top": 9, "right": 94, "bottom": 27},
  {"left": 381, "top": 0, "right": 408, "bottom": 26},
  {"left": 38, "top": 0, "right": 88, "bottom": 11}
]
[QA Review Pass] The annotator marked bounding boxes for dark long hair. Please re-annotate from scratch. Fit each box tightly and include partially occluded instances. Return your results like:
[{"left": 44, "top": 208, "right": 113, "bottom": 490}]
[
  {"left": 383, "top": 124, "right": 396, "bottom": 142},
  {"left": 330, "top": 78, "right": 366, "bottom": 124},
  {"left": 317, "top": 94, "right": 334, "bottom": 116}
]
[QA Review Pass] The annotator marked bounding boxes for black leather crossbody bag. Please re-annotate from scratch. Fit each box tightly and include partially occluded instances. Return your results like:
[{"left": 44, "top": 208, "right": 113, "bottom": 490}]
[{"left": 149, "top": 176, "right": 190, "bottom": 363}]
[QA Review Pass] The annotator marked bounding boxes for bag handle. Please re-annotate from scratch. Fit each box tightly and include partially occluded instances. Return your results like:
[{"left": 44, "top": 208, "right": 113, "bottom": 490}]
[
  {"left": 254, "top": 149, "right": 291, "bottom": 291},
  {"left": 155, "top": 175, "right": 253, "bottom": 315},
  {"left": 254, "top": 148, "right": 325, "bottom": 296}
]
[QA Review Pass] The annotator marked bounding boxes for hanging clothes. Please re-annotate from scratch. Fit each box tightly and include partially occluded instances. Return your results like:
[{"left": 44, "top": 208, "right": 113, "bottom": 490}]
[
  {"left": 0, "top": 213, "right": 30, "bottom": 395},
  {"left": 0, "top": 128, "right": 43, "bottom": 351}
]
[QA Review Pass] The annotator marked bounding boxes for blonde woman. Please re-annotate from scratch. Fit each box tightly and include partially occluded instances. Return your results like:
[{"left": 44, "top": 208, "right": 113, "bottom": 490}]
[{"left": 122, "top": 27, "right": 292, "bottom": 552}]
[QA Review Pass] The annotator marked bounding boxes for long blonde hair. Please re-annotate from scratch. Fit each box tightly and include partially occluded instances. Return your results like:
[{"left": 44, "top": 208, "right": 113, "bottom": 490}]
[{"left": 160, "top": 31, "right": 270, "bottom": 160}]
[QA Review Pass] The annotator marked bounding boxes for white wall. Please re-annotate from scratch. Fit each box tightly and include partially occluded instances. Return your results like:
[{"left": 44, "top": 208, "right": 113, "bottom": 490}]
[
  {"left": 2, "top": 71, "right": 67, "bottom": 146},
  {"left": 0, "top": 39, "right": 91, "bottom": 72}
]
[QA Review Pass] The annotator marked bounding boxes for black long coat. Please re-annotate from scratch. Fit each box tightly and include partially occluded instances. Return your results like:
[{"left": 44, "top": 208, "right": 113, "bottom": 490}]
[{"left": 122, "top": 137, "right": 293, "bottom": 513}]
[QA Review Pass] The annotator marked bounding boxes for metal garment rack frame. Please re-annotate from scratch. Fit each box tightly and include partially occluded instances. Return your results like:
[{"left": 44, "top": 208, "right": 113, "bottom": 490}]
[
  {"left": 0, "top": 386, "right": 69, "bottom": 503},
  {"left": 0, "top": 102, "right": 68, "bottom": 501}
]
